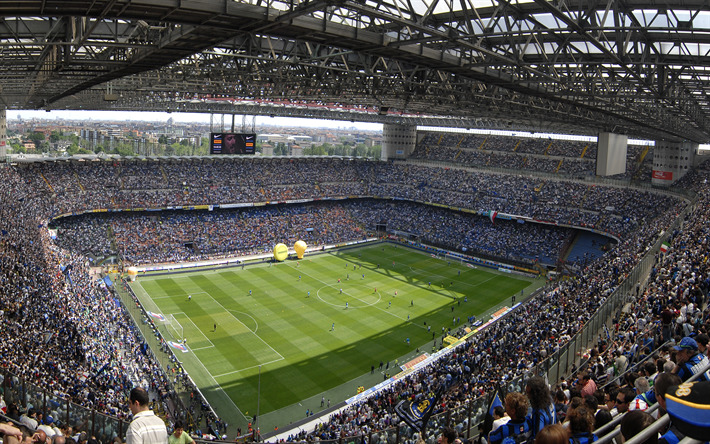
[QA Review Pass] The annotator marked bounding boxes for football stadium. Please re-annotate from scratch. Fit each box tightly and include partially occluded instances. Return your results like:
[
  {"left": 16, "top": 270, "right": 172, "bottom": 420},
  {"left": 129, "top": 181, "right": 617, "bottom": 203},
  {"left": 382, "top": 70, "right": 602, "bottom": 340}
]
[{"left": 1, "top": 3, "right": 710, "bottom": 444}]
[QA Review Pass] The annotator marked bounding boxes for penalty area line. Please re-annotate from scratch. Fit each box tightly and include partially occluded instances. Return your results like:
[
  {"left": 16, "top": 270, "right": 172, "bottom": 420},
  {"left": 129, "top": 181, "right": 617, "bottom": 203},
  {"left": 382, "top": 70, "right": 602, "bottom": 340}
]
[{"left": 212, "top": 357, "right": 285, "bottom": 379}]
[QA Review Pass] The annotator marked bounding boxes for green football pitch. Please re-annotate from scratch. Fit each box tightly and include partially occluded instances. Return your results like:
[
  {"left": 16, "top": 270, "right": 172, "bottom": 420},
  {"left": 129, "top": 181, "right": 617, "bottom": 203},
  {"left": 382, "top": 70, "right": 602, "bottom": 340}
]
[{"left": 129, "top": 243, "right": 539, "bottom": 430}]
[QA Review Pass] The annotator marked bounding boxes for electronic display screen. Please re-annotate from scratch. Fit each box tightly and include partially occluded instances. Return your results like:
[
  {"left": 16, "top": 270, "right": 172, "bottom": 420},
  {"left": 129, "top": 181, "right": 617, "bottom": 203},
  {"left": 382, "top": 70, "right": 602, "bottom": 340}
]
[{"left": 210, "top": 133, "right": 256, "bottom": 155}]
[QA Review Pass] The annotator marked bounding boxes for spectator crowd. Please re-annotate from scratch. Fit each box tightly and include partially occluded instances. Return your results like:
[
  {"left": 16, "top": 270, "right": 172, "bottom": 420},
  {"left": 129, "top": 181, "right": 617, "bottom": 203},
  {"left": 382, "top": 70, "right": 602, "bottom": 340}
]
[{"left": 0, "top": 154, "right": 706, "bottom": 444}]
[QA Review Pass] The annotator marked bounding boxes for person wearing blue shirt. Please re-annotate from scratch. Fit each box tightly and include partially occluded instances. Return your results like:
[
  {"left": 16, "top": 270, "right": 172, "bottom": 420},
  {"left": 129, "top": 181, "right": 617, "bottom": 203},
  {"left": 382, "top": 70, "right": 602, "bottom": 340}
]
[
  {"left": 672, "top": 337, "right": 710, "bottom": 382},
  {"left": 525, "top": 376, "right": 556, "bottom": 438},
  {"left": 489, "top": 392, "right": 531, "bottom": 444}
]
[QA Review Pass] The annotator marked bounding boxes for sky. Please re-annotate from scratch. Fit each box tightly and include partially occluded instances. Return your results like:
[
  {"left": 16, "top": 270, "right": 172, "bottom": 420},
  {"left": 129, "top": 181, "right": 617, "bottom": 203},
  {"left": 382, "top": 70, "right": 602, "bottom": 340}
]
[{"left": 12, "top": 110, "right": 384, "bottom": 131}]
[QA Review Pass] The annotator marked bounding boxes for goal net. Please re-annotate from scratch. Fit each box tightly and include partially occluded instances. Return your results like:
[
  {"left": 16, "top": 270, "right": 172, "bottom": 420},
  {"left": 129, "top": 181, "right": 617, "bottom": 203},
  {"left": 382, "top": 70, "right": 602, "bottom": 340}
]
[{"left": 164, "top": 313, "right": 184, "bottom": 342}]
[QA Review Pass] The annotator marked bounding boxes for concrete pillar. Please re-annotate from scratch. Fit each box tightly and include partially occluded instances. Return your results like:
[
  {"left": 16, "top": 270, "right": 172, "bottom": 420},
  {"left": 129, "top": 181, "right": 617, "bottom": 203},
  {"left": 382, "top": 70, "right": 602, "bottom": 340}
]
[
  {"left": 382, "top": 124, "right": 417, "bottom": 160},
  {"left": 652, "top": 141, "right": 696, "bottom": 186},
  {"left": 0, "top": 108, "right": 6, "bottom": 159},
  {"left": 596, "top": 132, "right": 628, "bottom": 176}
]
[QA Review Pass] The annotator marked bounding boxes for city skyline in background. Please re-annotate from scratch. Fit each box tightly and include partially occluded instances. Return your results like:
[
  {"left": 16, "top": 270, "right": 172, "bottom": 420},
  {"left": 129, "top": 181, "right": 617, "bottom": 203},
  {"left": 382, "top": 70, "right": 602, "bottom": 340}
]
[
  {"left": 11, "top": 109, "right": 384, "bottom": 132},
  {"left": 10, "top": 109, "right": 710, "bottom": 151}
]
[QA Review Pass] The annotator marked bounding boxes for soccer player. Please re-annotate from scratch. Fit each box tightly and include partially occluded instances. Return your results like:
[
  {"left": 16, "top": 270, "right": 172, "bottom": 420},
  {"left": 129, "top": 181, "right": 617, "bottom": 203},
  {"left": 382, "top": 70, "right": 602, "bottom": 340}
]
[
  {"left": 307, "top": 291, "right": 310, "bottom": 297},
  {"left": 331, "top": 323, "right": 335, "bottom": 331},
  {"left": 394, "top": 290, "right": 397, "bottom": 296},
  {"left": 340, "top": 288, "right": 343, "bottom": 294},
  {"left": 298, "top": 275, "right": 301, "bottom": 281},
  {"left": 345, "top": 302, "right": 348, "bottom": 309},
  {"left": 188, "top": 295, "right": 191, "bottom": 301},
  {"left": 374, "top": 287, "right": 377, "bottom": 293},
  {"left": 249, "top": 289, "right": 252, "bottom": 295}
]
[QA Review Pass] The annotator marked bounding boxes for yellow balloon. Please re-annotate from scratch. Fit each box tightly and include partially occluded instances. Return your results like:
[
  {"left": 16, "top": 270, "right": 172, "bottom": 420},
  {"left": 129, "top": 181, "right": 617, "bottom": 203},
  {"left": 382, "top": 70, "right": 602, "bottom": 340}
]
[
  {"left": 273, "top": 243, "right": 289, "bottom": 262},
  {"left": 294, "top": 240, "right": 307, "bottom": 259}
]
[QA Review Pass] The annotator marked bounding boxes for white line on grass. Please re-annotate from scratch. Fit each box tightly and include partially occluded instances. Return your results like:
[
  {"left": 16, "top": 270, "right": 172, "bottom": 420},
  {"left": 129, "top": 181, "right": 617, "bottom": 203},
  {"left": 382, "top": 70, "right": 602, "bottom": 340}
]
[
  {"left": 132, "top": 281, "right": 167, "bottom": 314},
  {"left": 152, "top": 291, "right": 209, "bottom": 301},
  {"left": 170, "top": 311, "right": 215, "bottom": 350},
  {"left": 189, "top": 350, "right": 249, "bottom": 422},
  {"left": 408, "top": 260, "right": 500, "bottom": 291},
  {"left": 289, "top": 264, "right": 426, "bottom": 328},
  {"left": 212, "top": 358, "right": 284, "bottom": 379},
  {"left": 206, "top": 294, "right": 285, "bottom": 361},
  {"left": 226, "top": 309, "right": 259, "bottom": 333},
  {"left": 132, "top": 279, "right": 246, "bottom": 422}
]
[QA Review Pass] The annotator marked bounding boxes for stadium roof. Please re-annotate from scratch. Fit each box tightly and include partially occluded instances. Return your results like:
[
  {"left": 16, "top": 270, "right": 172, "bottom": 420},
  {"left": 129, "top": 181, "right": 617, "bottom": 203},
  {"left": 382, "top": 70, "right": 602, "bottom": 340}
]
[{"left": 2, "top": 0, "right": 710, "bottom": 142}]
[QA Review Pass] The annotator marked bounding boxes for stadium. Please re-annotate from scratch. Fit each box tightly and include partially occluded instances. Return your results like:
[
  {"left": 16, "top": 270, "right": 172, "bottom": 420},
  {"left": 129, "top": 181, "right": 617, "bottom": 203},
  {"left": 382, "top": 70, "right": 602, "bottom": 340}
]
[{"left": 1, "top": 3, "right": 710, "bottom": 444}]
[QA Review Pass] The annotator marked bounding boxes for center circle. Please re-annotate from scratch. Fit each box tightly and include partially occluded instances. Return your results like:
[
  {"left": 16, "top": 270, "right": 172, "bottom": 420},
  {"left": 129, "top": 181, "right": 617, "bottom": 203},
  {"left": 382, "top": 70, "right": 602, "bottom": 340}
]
[{"left": 316, "top": 282, "right": 382, "bottom": 308}]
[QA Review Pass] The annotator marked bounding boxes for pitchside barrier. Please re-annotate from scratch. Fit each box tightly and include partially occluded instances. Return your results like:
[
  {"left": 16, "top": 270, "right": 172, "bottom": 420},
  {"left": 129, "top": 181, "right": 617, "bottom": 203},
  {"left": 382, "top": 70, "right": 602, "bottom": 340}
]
[{"left": 128, "top": 237, "right": 379, "bottom": 277}]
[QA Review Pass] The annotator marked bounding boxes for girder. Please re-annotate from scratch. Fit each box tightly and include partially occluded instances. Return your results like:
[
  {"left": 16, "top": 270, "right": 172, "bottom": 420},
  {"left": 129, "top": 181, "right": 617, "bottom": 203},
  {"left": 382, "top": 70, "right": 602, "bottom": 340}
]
[{"left": 1, "top": 0, "right": 710, "bottom": 142}]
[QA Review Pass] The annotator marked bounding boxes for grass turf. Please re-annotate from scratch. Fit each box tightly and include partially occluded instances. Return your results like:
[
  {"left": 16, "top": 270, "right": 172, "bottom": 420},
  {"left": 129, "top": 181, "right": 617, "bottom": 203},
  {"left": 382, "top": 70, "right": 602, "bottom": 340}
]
[{"left": 130, "top": 243, "right": 535, "bottom": 430}]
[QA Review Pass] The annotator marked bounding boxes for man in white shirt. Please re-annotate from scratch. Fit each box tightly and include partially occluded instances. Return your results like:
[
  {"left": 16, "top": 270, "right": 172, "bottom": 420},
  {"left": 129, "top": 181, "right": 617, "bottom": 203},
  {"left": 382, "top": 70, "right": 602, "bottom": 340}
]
[
  {"left": 19, "top": 408, "right": 38, "bottom": 430},
  {"left": 125, "top": 387, "right": 167, "bottom": 444},
  {"left": 490, "top": 406, "right": 510, "bottom": 433}
]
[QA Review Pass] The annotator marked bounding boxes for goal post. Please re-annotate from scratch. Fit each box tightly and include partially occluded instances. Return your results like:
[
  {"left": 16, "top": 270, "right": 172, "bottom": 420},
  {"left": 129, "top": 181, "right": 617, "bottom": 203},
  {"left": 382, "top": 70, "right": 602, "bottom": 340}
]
[{"left": 165, "top": 313, "right": 184, "bottom": 342}]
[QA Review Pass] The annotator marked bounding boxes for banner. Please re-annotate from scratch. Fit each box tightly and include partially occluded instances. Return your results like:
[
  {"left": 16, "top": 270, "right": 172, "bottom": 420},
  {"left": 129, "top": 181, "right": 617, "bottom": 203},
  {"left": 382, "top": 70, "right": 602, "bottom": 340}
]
[
  {"left": 652, "top": 170, "right": 673, "bottom": 180},
  {"left": 147, "top": 311, "right": 166, "bottom": 322},
  {"left": 168, "top": 341, "right": 189, "bottom": 352}
]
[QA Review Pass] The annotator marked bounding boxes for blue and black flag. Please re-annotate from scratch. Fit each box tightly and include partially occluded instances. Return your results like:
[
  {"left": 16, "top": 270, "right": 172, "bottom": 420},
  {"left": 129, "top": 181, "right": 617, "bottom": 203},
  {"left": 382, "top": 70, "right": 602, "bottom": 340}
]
[
  {"left": 395, "top": 388, "right": 442, "bottom": 434},
  {"left": 481, "top": 389, "right": 504, "bottom": 441}
]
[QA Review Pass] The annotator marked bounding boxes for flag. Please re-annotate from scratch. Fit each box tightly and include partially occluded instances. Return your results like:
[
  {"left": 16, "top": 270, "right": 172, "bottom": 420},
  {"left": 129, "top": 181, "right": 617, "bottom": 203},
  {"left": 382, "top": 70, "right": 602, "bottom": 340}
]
[
  {"left": 147, "top": 311, "right": 166, "bottom": 322},
  {"left": 394, "top": 388, "right": 442, "bottom": 434},
  {"left": 490, "top": 211, "right": 498, "bottom": 224},
  {"left": 168, "top": 341, "right": 189, "bottom": 352},
  {"left": 94, "top": 362, "right": 110, "bottom": 378},
  {"left": 481, "top": 390, "right": 504, "bottom": 439},
  {"left": 660, "top": 242, "right": 670, "bottom": 253}
]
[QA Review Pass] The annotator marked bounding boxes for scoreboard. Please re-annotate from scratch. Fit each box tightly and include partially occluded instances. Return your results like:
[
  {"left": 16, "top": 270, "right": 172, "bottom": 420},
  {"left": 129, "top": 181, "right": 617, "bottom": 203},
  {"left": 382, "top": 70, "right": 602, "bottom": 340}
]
[{"left": 210, "top": 133, "right": 256, "bottom": 155}]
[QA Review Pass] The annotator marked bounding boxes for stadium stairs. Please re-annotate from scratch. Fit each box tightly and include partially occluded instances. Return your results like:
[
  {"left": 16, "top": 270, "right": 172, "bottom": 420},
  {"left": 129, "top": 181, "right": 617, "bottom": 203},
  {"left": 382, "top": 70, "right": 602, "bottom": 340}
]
[{"left": 563, "top": 231, "right": 608, "bottom": 267}]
